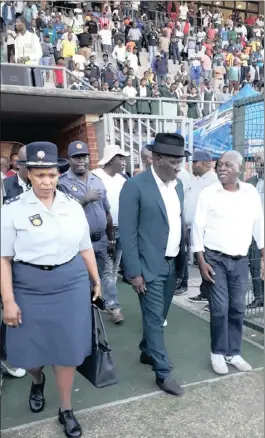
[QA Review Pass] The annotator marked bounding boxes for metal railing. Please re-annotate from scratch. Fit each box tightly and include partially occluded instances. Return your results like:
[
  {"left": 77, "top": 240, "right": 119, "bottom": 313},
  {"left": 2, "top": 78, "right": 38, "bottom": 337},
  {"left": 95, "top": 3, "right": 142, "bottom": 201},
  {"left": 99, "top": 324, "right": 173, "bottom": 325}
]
[
  {"left": 1, "top": 62, "right": 96, "bottom": 91},
  {"left": 233, "top": 94, "right": 264, "bottom": 333}
]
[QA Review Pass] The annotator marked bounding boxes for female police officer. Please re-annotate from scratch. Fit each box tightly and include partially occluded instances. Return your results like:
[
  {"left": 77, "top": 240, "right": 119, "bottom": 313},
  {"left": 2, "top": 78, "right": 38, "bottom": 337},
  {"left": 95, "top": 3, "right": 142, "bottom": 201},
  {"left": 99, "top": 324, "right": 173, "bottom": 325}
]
[{"left": 1, "top": 142, "right": 101, "bottom": 438}]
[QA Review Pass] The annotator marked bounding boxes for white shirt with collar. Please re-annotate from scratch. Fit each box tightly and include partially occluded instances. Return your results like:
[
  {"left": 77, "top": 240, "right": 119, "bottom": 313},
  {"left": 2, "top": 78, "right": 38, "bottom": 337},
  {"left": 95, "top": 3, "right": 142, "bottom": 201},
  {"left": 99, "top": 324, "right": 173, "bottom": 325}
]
[
  {"left": 191, "top": 181, "right": 264, "bottom": 256},
  {"left": 17, "top": 174, "right": 27, "bottom": 192},
  {"left": 151, "top": 166, "right": 181, "bottom": 257},
  {"left": 1, "top": 188, "right": 92, "bottom": 265},
  {"left": 92, "top": 168, "right": 126, "bottom": 226},
  {"left": 185, "top": 170, "right": 218, "bottom": 228}
]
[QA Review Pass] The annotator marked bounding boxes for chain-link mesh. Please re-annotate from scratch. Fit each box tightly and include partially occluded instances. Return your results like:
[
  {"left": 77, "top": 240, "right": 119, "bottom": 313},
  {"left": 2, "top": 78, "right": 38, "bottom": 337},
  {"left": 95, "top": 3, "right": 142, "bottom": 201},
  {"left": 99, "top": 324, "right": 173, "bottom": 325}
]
[{"left": 233, "top": 95, "right": 264, "bottom": 333}]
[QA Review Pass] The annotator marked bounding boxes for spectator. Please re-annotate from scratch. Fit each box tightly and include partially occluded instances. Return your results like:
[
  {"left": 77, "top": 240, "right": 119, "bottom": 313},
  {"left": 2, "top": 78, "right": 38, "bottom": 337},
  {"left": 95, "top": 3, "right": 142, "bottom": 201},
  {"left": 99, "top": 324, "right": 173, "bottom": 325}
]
[
  {"left": 2, "top": 1, "right": 16, "bottom": 32},
  {"left": 73, "top": 47, "right": 87, "bottom": 71},
  {"left": 60, "top": 33, "right": 76, "bottom": 70},
  {"left": 127, "top": 22, "right": 142, "bottom": 54},
  {"left": 126, "top": 45, "right": 138, "bottom": 73},
  {"left": 148, "top": 25, "right": 159, "bottom": 63},
  {"left": 98, "top": 23, "right": 112, "bottom": 53},
  {"left": 78, "top": 24, "right": 93, "bottom": 60},
  {"left": 88, "top": 55, "right": 100, "bottom": 81},
  {"left": 201, "top": 80, "right": 215, "bottom": 117},
  {"left": 153, "top": 54, "right": 167, "bottom": 85},
  {"left": 213, "top": 57, "right": 226, "bottom": 92},
  {"left": 112, "top": 79, "right": 122, "bottom": 92},
  {"left": 123, "top": 77, "right": 138, "bottom": 114},
  {"left": 220, "top": 85, "right": 232, "bottom": 102},
  {"left": 137, "top": 78, "right": 151, "bottom": 114},
  {"left": 53, "top": 57, "right": 65, "bottom": 88},
  {"left": 201, "top": 50, "right": 212, "bottom": 82},
  {"left": 6, "top": 24, "right": 16, "bottom": 63},
  {"left": 15, "top": 16, "right": 42, "bottom": 66},
  {"left": 112, "top": 39, "right": 126, "bottom": 70},
  {"left": 229, "top": 58, "right": 241, "bottom": 92},
  {"left": 187, "top": 86, "right": 200, "bottom": 119},
  {"left": 101, "top": 63, "right": 115, "bottom": 88}
]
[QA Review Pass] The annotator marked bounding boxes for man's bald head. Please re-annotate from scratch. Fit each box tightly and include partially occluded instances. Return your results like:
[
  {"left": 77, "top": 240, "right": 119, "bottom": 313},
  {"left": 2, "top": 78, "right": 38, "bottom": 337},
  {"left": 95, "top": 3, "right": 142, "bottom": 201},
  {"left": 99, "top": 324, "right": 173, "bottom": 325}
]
[
  {"left": 18, "top": 145, "right": 27, "bottom": 161},
  {"left": 216, "top": 150, "right": 243, "bottom": 186},
  {"left": 141, "top": 147, "right": 153, "bottom": 169}
]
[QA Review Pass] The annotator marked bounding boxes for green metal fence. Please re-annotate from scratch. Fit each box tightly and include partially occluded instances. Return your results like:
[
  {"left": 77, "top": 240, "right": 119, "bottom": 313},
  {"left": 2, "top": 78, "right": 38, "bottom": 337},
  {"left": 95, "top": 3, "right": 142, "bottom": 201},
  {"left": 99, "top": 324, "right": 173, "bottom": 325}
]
[{"left": 233, "top": 94, "right": 264, "bottom": 333}]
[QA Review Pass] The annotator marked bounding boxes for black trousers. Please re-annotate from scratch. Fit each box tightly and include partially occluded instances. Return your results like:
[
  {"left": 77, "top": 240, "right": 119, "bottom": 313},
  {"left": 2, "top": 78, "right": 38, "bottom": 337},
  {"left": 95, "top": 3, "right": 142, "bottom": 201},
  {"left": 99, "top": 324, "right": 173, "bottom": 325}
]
[
  {"left": 7, "top": 44, "right": 15, "bottom": 63},
  {"left": 249, "top": 239, "right": 264, "bottom": 301}
]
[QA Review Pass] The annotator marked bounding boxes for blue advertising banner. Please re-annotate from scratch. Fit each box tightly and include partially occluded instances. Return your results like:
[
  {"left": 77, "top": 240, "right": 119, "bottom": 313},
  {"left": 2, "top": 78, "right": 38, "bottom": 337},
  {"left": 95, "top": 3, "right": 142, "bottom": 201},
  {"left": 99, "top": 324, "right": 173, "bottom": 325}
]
[{"left": 191, "top": 85, "right": 263, "bottom": 158}]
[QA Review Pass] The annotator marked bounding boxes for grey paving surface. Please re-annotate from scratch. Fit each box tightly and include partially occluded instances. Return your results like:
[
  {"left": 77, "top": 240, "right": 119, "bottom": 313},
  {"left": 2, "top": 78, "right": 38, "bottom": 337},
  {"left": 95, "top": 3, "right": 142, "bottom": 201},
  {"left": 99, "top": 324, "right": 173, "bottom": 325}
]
[{"left": 2, "top": 370, "right": 264, "bottom": 438}]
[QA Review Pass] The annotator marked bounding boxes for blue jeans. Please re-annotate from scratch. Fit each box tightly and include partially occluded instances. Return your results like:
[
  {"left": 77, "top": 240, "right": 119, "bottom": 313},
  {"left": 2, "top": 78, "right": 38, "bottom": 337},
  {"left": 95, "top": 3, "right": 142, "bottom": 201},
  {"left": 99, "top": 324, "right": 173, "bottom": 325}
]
[
  {"left": 139, "top": 258, "right": 177, "bottom": 379},
  {"left": 191, "top": 66, "right": 202, "bottom": 86},
  {"left": 203, "top": 248, "right": 249, "bottom": 356},
  {"left": 148, "top": 45, "right": 157, "bottom": 63},
  {"left": 96, "top": 230, "right": 122, "bottom": 310}
]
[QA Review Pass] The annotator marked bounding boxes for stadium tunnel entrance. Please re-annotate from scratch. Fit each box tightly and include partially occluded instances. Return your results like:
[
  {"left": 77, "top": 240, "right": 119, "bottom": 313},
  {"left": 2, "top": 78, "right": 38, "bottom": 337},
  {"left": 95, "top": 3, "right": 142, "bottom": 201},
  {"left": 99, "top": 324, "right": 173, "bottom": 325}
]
[{"left": 1, "top": 85, "right": 125, "bottom": 167}]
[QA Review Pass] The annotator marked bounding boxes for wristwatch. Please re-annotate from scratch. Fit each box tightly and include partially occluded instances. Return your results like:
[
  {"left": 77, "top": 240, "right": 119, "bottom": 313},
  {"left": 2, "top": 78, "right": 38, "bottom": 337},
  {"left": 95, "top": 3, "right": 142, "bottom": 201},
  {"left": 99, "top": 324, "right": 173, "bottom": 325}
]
[{"left": 108, "top": 240, "right": 116, "bottom": 244}]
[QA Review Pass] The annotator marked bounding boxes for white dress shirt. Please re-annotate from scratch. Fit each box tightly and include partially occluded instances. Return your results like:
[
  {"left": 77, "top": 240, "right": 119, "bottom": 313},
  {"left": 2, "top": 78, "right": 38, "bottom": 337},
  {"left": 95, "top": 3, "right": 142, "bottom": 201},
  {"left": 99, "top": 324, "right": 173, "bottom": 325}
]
[
  {"left": 92, "top": 168, "right": 125, "bottom": 226},
  {"left": 178, "top": 168, "right": 192, "bottom": 197},
  {"left": 151, "top": 166, "right": 181, "bottom": 257},
  {"left": 17, "top": 174, "right": 27, "bottom": 192},
  {"left": 185, "top": 170, "right": 218, "bottom": 228},
  {"left": 191, "top": 181, "right": 264, "bottom": 256},
  {"left": 15, "top": 30, "right": 42, "bottom": 64},
  {"left": 1, "top": 189, "right": 92, "bottom": 265}
]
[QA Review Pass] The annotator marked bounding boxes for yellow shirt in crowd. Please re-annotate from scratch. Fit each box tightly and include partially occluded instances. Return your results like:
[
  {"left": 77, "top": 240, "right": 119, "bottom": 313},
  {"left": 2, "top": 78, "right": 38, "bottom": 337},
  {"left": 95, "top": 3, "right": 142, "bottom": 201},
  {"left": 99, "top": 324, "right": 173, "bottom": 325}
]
[{"left": 61, "top": 40, "right": 76, "bottom": 57}]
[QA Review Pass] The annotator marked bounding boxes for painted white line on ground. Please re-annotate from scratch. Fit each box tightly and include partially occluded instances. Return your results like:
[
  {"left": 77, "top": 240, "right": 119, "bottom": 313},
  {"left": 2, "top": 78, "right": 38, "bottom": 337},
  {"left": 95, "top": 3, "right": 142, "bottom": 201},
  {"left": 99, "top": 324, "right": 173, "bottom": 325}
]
[{"left": 3, "top": 367, "right": 263, "bottom": 433}]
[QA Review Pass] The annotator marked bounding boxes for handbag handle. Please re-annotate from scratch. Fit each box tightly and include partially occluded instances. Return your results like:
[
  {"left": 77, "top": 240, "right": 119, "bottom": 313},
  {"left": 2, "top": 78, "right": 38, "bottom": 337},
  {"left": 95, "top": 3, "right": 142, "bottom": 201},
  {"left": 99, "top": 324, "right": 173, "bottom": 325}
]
[{"left": 93, "top": 305, "right": 109, "bottom": 348}]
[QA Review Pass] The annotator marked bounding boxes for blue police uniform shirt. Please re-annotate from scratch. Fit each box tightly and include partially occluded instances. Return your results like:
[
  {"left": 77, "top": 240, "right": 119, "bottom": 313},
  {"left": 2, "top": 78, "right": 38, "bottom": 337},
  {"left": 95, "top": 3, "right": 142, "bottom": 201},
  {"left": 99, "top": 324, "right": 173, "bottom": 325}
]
[
  {"left": 59, "top": 170, "right": 110, "bottom": 254},
  {"left": 1, "top": 189, "right": 92, "bottom": 265}
]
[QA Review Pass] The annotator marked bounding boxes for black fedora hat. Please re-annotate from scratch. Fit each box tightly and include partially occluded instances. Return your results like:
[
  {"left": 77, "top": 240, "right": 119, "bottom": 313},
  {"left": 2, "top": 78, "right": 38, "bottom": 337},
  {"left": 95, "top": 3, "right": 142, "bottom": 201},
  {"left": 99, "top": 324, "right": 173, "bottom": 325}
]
[
  {"left": 146, "top": 133, "right": 191, "bottom": 158},
  {"left": 17, "top": 142, "right": 68, "bottom": 168}
]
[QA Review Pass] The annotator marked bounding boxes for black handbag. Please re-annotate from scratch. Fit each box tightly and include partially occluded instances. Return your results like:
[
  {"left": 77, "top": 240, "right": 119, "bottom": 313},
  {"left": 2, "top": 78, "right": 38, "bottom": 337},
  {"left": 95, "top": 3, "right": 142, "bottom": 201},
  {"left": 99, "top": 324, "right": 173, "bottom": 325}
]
[{"left": 76, "top": 306, "right": 118, "bottom": 388}]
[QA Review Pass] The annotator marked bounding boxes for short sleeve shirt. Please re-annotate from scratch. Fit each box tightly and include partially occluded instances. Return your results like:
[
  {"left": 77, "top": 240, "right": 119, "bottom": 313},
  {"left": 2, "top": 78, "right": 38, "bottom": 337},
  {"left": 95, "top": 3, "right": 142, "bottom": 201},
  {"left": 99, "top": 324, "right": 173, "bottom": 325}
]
[
  {"left": 59, "top": 169, "right": 110, "bottom": 236},
  {"left": 1, "top": 189, "right": 92, "bottom": 265}
]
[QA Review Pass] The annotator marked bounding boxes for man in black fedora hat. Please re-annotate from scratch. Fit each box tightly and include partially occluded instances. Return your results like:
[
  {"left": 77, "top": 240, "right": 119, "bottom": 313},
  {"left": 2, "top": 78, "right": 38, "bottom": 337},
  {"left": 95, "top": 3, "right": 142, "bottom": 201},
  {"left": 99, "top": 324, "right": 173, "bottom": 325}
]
[{"left": 119, "top": 133, "right": 188, "bottom": 396}]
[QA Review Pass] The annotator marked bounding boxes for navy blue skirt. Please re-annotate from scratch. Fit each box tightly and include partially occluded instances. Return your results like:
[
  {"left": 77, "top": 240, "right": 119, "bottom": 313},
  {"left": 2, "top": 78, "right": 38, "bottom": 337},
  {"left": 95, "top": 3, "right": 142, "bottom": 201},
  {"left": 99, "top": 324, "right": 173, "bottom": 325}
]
[{"left": 7, "top": 255, "right": 92, "bottom": 369}]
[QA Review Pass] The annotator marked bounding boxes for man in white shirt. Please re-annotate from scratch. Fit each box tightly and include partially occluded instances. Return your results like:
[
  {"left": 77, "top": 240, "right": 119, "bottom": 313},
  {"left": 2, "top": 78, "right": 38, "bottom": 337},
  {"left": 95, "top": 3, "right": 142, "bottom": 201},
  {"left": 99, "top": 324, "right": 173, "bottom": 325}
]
[
  {"left": 112, "top": 39, "right": 126, "bottom": 69},
  {"left": 192, "top": 151, "right": 264, "bottom": 375},
  {"left": 15, "top": 16, "right": 42, "bottom": 65},
  {"left": 98, "top": 23, "right": 112, "bottom": 53},
  {"left": 185, "top": 150, "right": 217, "bottom": 303},
  {"left": 92, "top": 145, "right": 130, "bottom": 324},
  {"left": 119, "top": 133, "right": 188, "bottom": 397}
]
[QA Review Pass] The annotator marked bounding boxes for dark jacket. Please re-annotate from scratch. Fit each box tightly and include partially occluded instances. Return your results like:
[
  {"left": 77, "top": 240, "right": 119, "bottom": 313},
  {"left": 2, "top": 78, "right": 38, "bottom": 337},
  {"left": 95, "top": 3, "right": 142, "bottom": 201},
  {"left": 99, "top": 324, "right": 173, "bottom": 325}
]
[
  {"left": 246, "top": 175, "right": 258, "bottom": 187},
  {"left": 119, "top": 168, "right": 186, "bottom": 282},
  {"left": 3, "top": 174, "right": 24, "bottom": 202}
]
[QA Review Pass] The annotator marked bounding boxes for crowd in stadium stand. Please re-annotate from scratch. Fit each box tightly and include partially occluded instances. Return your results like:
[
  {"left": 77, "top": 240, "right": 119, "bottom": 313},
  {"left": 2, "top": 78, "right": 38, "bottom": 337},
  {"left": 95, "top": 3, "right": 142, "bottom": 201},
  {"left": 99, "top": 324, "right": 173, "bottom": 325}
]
[{"left": 0, "top": 1, "right": 264, "bottom": 118}]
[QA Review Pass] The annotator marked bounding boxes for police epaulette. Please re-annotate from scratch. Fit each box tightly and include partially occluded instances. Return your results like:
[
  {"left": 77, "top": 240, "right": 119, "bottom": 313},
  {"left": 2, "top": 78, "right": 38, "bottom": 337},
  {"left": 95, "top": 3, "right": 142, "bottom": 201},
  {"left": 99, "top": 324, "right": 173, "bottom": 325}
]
[{"left": 4, "top": 196, "right": 20, "bottom": 205}]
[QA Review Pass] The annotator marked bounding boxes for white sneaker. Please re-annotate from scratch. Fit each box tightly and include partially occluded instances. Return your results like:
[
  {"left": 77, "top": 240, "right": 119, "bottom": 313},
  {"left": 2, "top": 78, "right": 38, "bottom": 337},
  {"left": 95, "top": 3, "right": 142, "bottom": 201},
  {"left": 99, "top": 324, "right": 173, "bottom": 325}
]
[
  {"left": 163, "top": 320, "right": 168, "bottom": 327},
  {"left": 225, "top": 355, "right": 252, "bottom": 372},
  {"left": 210, "top": 353, "right": 228, "bottom": 375},
  {"left": 1, "top": 361, "right": 26, "bottom": 378}
]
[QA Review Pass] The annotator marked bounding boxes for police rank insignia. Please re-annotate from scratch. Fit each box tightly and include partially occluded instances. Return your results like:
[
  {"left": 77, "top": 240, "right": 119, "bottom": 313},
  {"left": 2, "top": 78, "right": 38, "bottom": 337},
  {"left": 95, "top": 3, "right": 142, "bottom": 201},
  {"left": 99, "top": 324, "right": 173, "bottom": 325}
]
[
  {"left": 29, "top": 214, "right": 43, "bottom": 226},
  {"left": 72, "top": 186, "right": 78, "bottom": 192}
]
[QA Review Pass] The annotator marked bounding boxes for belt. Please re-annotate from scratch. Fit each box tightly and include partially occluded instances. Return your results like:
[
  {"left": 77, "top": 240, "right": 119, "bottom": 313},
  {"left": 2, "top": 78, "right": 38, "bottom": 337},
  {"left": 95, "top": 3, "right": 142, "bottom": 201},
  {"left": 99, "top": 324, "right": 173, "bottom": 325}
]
[
  {"left": 206, "top": 248, "right": 244, "bottom": 261},
  {"left": 91, "top": 232, "right": 104, "bottom": 242},
  {"left": 17, "top": 258, "right": 74, "bottom": 271}
]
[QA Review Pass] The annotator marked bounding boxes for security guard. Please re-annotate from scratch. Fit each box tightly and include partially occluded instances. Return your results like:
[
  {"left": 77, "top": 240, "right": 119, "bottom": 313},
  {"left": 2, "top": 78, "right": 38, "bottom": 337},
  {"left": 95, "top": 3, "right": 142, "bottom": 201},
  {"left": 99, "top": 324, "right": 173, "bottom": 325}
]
[
  {"left": 1, "top": 142, "right": 101, "bottom": 438},
  {"left": 59, "top": 141, "right": 115, "bottom": 297}
]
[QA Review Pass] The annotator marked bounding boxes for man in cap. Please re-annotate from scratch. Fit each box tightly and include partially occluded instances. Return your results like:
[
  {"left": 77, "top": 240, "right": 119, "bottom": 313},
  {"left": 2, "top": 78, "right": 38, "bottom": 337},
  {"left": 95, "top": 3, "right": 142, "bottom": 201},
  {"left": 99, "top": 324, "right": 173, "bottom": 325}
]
[
  {"left": 185, "top": 150, "right": 218, "bottom": 304},
  {"left": 59, "top": 140, "right": 115, "bottom": 302},
  {"left": 92, "top": 145, "right": 130, "bottom": 324},
  {"left": 119, "top": 133, "right": 187, "bottom": 396}
]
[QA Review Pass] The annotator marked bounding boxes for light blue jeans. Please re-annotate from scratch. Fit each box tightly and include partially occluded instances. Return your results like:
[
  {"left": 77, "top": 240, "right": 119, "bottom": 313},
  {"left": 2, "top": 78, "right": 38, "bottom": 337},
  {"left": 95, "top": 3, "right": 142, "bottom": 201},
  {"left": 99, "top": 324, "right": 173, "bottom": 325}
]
[{"left": 96, "top": 230, "right": 122, "bottom": 310}]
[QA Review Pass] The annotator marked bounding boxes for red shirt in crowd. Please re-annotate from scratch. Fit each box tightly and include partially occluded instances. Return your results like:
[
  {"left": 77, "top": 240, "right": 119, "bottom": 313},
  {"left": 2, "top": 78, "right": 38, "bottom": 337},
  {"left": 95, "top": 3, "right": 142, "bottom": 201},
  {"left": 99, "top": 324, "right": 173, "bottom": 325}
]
[
  {"left": 54, "top": 68, "right": 64, "bottom": 85},
  {"left": 6, "top": 169, "right": 17, "bottom": 177}
]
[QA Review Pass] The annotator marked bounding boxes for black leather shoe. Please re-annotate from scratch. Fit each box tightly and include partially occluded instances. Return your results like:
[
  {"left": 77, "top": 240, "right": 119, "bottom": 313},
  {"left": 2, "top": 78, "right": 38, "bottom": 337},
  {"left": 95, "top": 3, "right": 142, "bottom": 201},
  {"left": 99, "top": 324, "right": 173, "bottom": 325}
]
[
  {"left": 58, "top": 408, "right": 82, "bottom": 438},
  {"left": 29, "top": 372, "right": 46, "bottom": 413},
  {"left": 156, "top": 377, "right": 184, "bottom": 396},
  {"left": 247, "top": 298, "right": 264, "bottom": 309},
  {"left": 140, "top": 352, "right": 154, "bottom": 366},
  {"left": 140, "top": 353, "right": 173, "bottom": 369}
]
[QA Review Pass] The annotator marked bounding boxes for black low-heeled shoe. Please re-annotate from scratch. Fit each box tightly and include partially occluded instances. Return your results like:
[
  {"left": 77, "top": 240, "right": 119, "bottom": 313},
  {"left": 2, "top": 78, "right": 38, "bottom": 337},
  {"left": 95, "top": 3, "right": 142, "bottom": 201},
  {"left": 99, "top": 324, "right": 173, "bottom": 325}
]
[
  {"left": 29, "top": 372, "right": 46, "bottom": 413},
  {"left": 58, "top": 408, "right": 82, "bottom": 438}
]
